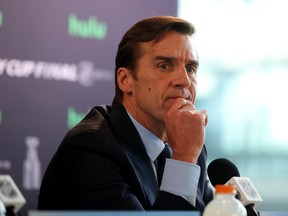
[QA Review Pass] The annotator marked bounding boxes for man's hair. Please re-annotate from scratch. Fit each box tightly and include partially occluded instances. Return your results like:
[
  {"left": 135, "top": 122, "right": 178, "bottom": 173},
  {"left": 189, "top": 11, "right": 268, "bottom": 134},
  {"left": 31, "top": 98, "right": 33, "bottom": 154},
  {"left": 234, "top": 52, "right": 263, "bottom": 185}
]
[{"left": 112, "top": 16, "right": 195, "bottom": 108}]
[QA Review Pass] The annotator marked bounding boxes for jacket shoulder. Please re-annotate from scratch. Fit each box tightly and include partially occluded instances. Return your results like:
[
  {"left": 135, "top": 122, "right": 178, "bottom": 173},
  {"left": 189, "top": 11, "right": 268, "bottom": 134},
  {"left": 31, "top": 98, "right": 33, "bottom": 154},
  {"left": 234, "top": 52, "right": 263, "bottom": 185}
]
[{"left": 65, "top": 105, "right": 113, "bottom": 140}]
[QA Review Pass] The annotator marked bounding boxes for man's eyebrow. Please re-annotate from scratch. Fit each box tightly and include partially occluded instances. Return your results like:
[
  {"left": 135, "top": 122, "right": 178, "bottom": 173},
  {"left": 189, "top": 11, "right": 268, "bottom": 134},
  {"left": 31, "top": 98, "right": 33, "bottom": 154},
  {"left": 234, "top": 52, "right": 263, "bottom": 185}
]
[
  {"left": 187, "top": 59, "right": 199, "bottom": 66},
  {"left": 154, "top": 55, "right": 199, "bottom": 66},
  {"left": 154, "top": 55, "right": 176, "bottom": 62}
]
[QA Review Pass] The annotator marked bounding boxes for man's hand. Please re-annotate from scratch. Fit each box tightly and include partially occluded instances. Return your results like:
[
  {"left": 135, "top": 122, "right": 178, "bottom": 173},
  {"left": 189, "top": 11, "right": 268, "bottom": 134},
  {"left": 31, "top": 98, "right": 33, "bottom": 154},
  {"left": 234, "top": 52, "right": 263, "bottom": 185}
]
[{"left": 164, "top": 98, "right": 208, "bottom": 164}]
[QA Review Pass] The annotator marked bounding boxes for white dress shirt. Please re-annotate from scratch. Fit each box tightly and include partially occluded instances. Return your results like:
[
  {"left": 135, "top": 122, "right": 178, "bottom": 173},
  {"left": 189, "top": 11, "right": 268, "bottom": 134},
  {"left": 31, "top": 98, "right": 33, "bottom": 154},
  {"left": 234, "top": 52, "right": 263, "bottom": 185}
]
[{"left": 127, "top": 111, "right": 200, "bottom": 206}]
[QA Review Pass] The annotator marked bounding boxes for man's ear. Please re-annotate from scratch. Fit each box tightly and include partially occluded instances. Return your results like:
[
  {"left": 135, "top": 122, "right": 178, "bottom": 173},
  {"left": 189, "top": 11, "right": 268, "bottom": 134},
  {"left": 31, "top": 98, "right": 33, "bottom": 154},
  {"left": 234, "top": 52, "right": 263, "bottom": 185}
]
[{"left": 117, "top": 67, "right": 132, "bottom": 94}]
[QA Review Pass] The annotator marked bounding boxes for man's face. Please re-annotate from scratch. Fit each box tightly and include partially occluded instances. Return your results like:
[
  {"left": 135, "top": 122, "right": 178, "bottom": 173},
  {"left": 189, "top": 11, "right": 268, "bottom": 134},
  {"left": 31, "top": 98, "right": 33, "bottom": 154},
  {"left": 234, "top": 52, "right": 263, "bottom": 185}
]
[{"left": 123, "top": 30, "right": 198, "bottom": 131}]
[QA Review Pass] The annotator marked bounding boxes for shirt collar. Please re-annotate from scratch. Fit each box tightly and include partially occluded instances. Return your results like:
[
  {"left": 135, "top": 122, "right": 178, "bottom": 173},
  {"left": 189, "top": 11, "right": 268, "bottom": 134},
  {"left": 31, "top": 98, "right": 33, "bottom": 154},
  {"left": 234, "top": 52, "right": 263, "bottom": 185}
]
[{"left": 127, "top": 111, "right": 164, "bottom": 161}]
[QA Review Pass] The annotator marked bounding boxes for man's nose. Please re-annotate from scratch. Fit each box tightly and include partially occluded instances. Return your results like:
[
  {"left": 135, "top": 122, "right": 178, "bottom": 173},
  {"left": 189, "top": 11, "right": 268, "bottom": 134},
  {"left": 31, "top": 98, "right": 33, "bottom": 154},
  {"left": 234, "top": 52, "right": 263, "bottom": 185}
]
[{"left": 171, "top": 66, "right": 191, "bottom": 88}]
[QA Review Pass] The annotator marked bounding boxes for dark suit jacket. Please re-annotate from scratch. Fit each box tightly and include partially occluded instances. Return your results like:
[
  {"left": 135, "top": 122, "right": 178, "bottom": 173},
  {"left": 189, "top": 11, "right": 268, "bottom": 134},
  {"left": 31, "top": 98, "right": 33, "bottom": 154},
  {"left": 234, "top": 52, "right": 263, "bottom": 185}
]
[{"left": 38, "top": 105, "right": 213, "bottom": 211}]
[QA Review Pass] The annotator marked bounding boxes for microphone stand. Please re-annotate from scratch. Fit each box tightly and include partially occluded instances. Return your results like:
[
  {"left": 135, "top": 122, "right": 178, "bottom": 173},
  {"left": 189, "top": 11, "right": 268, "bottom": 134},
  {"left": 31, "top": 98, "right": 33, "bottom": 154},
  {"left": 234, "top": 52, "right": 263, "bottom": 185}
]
[
  {"left": 245, "top": 203, "right": 259, "bottom": 216},
  {"left": 6, "top": 206, "right": 17, "bottom": 216}
]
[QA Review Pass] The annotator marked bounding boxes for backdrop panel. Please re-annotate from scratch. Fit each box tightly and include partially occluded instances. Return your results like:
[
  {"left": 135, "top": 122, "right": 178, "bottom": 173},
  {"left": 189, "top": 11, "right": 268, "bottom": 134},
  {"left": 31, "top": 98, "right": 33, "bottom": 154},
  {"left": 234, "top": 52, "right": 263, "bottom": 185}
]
[{"left": 0, "top": 0, "right": 177, "bottom": 214}]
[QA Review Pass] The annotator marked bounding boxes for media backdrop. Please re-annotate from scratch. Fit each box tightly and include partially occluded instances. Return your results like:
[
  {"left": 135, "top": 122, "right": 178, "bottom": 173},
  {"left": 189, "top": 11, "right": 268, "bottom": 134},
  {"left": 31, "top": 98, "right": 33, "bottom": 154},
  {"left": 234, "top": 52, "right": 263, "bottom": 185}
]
[{"left": 0, "top": 0, "right": 177, "bottom": 214}]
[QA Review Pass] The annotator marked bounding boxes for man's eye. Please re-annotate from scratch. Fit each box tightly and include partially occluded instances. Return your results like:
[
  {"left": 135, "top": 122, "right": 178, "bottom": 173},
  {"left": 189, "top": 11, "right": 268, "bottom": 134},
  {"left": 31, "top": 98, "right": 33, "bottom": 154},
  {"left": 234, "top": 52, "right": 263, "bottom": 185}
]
[
  {"left": 186, "top": 66, "right": 197, "bottom": 74},
  {"left": 160, "top": 64, "right": 170, "bottom": 71}
]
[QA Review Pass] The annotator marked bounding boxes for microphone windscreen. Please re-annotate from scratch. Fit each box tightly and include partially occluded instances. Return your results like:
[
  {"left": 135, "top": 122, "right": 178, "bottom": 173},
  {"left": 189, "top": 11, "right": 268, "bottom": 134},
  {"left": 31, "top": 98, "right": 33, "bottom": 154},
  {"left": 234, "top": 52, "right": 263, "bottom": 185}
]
[{"left": 207, "top": 158, "right": 240, "bottom": 187}]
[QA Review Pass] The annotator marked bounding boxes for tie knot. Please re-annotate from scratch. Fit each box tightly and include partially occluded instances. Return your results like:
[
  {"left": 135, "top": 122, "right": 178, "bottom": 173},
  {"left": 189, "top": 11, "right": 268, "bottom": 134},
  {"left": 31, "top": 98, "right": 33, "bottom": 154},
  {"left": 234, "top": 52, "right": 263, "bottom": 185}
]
[{"left": 159, "top": 144, "right": 172, "bottom": 159}]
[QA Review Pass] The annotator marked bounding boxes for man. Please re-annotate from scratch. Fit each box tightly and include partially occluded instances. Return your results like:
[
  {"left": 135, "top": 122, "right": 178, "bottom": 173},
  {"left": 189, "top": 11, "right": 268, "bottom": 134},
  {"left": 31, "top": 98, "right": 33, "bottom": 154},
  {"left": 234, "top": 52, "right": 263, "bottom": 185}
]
[{"left": 38, "top": 16, "right": 213, "bottom": 211}]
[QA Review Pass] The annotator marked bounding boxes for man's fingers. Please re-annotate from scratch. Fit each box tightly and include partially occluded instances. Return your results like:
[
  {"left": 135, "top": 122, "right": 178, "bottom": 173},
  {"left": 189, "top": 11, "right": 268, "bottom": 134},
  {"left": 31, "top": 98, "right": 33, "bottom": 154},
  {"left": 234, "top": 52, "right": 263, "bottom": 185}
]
[
  {"left": 199, "top": 110, "right": 208, "bottom": 126},
  {"left": 177, "top": 99, "right": 194, "bottom": 109}
]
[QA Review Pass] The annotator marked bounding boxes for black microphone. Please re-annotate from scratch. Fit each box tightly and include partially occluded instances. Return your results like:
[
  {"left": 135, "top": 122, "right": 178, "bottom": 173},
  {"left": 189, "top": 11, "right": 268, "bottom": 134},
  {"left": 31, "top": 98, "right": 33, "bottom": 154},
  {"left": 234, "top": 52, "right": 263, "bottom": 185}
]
[
  {"left": 208, "top": 158, "right": 240, "bottom": 186},
  {"left": 208, "top": 158, "right": 262, "bottom": 216}
]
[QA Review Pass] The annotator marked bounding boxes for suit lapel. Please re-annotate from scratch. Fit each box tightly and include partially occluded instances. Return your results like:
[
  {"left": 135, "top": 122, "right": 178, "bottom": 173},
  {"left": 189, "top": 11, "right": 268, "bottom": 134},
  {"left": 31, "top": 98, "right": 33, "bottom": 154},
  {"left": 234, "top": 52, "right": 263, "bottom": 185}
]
[{"left": 108, "top": 105, "right": 159, "bottom": 206}]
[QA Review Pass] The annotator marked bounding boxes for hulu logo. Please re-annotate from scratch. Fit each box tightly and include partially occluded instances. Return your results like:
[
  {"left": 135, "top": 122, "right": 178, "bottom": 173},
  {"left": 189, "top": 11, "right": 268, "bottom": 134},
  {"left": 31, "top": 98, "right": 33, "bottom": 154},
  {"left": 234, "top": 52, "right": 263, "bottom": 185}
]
[
  {"left": 0, "top": 12, "right": 3, "bottom": 28},
  {"left": 67, "top": 107, "right": 87, "bottom": 128},
  {"left": 68, "top": 14, "right": 107, "bottom": 39}
]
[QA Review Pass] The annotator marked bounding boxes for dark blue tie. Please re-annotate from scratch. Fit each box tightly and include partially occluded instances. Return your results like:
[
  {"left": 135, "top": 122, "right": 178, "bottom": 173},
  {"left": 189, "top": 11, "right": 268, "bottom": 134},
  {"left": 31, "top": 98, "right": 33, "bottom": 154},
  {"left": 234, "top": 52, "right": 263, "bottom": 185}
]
[{"left": 155, "top": 144, "right": 172, "bottom": 185}]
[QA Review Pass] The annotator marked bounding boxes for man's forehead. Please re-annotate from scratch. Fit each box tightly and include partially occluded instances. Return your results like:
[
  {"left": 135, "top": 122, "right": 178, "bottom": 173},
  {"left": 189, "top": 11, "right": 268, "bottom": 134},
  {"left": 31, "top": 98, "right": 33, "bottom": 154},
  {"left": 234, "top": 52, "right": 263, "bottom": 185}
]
[
  {"left": 140, "top": 33, "right": 196, "bottom": 55},
  {"left": 140, "top": 42, "right": 198, "bottom": 62}
]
